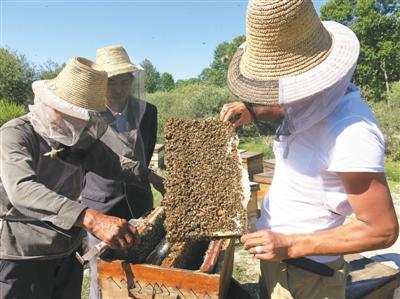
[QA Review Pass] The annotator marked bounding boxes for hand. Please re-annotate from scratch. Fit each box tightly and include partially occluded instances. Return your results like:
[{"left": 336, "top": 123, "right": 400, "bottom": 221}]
[
  {"left": 76, "top": 208, "right": 138, "bottom": 250},
  {"left": 240, "top": 230, "right": 293, "bottom": 261},
  {"left": 219, "top": 102, "right": 252, "bottom": 127},
  {"left": 148, "top": 170, "right": 165, "bottom": 196}
]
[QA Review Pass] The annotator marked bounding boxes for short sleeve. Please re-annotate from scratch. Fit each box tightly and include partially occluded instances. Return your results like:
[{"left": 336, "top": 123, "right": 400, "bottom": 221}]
[{"left": 327, "top": 118, "right": 385, "bottom": 173}]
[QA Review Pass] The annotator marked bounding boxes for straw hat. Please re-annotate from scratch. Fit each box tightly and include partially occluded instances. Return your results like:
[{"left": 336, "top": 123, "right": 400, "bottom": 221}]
[
  {"left": 96, "top": 45, "right": 142, "bottom": 78},
  {"left": 227, "top": 0, "right": 360, "bottom": 105},
  {"left": 32, "top": 57, "right": 108, "bottom": 120}
]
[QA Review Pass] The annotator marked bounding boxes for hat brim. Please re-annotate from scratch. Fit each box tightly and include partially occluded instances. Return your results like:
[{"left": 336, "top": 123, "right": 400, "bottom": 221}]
[
  {"left": 32, "top": 80, "right": 107, "bottom": 121},
  {"left": 106, "top": 64, "right": 142, "bottom": 78},
  {"left": 227, "top": 21, "right": 360, "bottom": 105}
]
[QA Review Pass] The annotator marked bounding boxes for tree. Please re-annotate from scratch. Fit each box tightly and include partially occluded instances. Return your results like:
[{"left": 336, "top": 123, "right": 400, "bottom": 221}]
[
  {"left": 0, "top": 48, "right": 36, "bottom": 104},
  {"left": 175, "top": 78, "right": 202, "bottom": 87},
  {"left": 141, "top": 59, "right": 160, "bottom": 93},
  {"left": 159, "top": 72, "right": 175, "bottom": 91},
  {"left": 199, "top": 35, "right": 246, "bottom": 86},
  {"left": 38, "top": 60, "right": 64, "bottom": 80},
  {"left": 0, "top": 100, "right": 26, "bottom": 126},
  {"left": 320, "top": 0, "right": 400, "bottom": 101}
]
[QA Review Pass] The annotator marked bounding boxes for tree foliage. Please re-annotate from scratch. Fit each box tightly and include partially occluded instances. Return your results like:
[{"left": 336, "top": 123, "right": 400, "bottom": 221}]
[
  {"left": 38, "top": 60, "right": 64, "bottom": 80},
  {"left": 159, "top": 72, "right": 175, "bottom": 91},
  {"left": 199, "top": 35, "right": 246, "bottom": 86},
  {"left": 146, "top": 83, "right": 237, "bottom": 140},
  {"left": 141, "top": 59, "right": 160, "bottom": 93},
  {"left": 0, "top": 48, "right": 36, "bottom": 105},
  {"left": 0, "top": 100, "right": 26, "bottom": 126},
  {"left": 320, "top": 0, "right": 400, "bottom": 101}
]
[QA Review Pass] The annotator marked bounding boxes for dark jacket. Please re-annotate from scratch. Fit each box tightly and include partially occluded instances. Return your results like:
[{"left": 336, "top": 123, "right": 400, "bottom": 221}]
[
  {"left": 81, "top": 98, "right": 157, "bottom": 219},
  {"left": 0, "top": 116, "right": 149, "bottom": 260}
]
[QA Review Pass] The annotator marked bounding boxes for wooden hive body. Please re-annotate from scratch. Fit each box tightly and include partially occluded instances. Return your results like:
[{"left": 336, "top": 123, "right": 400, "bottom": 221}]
[
  {"left": 97, "top": 239, "right": 234, "bottom": 299},
  {"left": 240, "top": 151, "right": 264, "bottom": 181},
  {"left": 96, "top": 207, "right": 235, "bottom": 299}
]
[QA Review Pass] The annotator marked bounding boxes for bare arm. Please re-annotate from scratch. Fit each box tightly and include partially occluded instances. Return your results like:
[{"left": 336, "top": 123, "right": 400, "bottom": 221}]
[
  {"left": 241, "top": 172, "right": 399, "bottom": 260},
  {"left": 219, "top": 101, "right": 284, "bottom": 127}
]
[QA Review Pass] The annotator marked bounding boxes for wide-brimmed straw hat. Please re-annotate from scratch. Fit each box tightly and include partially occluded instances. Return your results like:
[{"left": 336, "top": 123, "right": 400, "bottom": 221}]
[
  {"left": 227, "top": 0, "right": 360, "bottom": 105},
  {"left": 32, "top": 57, "right": 110, "bottom": 121},
  {"left": 96, "top": 45, "right": 142, "bottom": 78}
]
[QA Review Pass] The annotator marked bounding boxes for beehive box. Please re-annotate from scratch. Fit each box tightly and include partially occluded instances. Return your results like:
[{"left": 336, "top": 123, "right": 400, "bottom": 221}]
[
  {"left": 253, "top": 170, "right": 274, "bottom": 209},
  {"left": 247, "top": 182, "right": 260, "bottom": 232},
  {"left": 150, "top": 143, "right": 165, "bottom": 170},
  {"left": 263, "top": 159, "right": 275, "bottom": 172},
  {"left": 97, "top": 240, "right": 235, "bottom": 299},
  {"left": 240, "top": 151, "right": 264, "bottom": 180},
  {"left": 96, "top": 207, "right": 235, "bottom": 299}
]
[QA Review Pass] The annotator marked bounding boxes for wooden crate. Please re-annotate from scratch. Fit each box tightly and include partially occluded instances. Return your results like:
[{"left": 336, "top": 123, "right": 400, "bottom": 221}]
[
  {"left": 247, "top": 182, "right": 260, "bottom": 215},
  {"left": 263, "top": 159, "right": 275, "bottom": 172},
  {"left": 150, "top": 144, "right": 165, "bottom": 170},
  {"left": 253, "top": 170, "right": 274, "bottom": 209},
  {"left": 247, "top": 182, "right": 260, "bottom": 233},
  {"left": 241, "top": 152, "right": 263, "bottom": 181},
  {"left": 97, "top": 239, "right": 235, "bottom": 299}
]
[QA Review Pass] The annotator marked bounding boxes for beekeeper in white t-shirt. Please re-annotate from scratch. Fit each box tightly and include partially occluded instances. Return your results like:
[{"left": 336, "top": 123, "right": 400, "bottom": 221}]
[{"left": 219, "top": 1, "right": 398, "bottom": 298}]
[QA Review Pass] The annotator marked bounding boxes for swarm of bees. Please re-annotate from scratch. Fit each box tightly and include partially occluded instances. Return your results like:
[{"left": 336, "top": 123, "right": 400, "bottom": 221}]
[{"left": 162, "top": 118, "right": 248, "bottom": 242}]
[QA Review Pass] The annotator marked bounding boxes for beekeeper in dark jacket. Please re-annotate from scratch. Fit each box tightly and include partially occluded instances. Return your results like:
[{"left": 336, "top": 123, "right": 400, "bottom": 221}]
[
  {"left": 81, "top": 45, "right": 164, "bottom": 299},
  {"left": 0, "top": 57, "right": 150, "bottom": 299}
]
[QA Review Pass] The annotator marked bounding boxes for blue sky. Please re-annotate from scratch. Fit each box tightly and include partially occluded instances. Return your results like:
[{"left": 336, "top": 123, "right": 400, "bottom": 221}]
[{"left": 1, "top": 0, "right": 327, "bottom": 80}]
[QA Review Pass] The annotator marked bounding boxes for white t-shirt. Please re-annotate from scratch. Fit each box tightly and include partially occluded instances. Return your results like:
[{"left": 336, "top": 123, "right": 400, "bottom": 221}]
[{"left": 256, "top": 89, "right": 385, "bottom": 263}]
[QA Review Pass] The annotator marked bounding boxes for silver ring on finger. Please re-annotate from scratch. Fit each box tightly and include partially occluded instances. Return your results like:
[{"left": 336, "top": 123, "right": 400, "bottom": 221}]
[{"left": 255, "top": 245, "right": 262, "bottom": 254}]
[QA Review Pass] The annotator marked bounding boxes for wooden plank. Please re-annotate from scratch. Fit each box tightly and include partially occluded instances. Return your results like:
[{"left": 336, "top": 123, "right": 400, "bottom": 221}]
[
  {"left": 200, "top": 240, "right": 223, "bottom": 273},
  {"left": 241, "top": 151, "right": 263, "bottom": 161},
  {"left": 263, "top": 159, "right": 275, "bottom": 171},
  {"left": 253, "top": 171, "right": 274, "bottom": 185},
  {"left": 98, "top": 260, "right": 220, "bottom": 299},
  {"left": 241, "top": 152, "right": 264, "bottom": 180},
  {"left": 345, "top": 254, "right": 400, "bottom": 299},
  {"left": 97, "top": 239, "right": 236, "bottom": 299},
  {"left": 217, "top": 239, "right": 235, "bottom": 299},
  {"left": 247, "top": 184, "right": 259, "bottom": 214}
]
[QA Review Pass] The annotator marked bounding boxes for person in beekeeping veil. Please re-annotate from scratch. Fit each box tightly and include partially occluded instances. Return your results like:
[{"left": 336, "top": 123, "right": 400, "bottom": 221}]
[
  {"left": 0, "top": 57, "right": 152, "bottom": 299},
  {"left": 81, "top": 44, "right": 164, "bottom": 299},
  {"left": 220, "top": 0, "right": 398, "bottom": 298}
]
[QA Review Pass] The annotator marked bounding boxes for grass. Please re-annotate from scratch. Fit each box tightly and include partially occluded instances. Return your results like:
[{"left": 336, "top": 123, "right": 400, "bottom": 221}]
[
  {"left": 386, "top": 158, "right": 400, "bottom": 189},
  {"left": 239, "top": 136, "right": 274, "bottom": 159},
  {"left": 152, "top": 186, "right": 163, "bottom": 207},
  {"left": 81, "top": 270, "right": 89, "bottom": 299}
]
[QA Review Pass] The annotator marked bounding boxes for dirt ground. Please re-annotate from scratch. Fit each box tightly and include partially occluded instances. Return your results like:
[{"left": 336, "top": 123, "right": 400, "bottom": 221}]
[{"left": 233, "top": 241, "right": 261, "bottom": 299}]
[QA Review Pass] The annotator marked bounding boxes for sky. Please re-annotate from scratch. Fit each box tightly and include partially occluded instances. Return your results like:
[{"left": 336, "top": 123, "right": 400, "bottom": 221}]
[{"left": 1, "top": 0, "right": 327, "bottom": 80}]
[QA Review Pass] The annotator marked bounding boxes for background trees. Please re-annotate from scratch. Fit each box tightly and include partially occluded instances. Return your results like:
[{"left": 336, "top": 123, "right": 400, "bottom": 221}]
[
  {"left": 0, "top": 1, "right": 399, "bottom": 159},
  {"left": 0, "top": 48, "right": 36, "bottom": 105},
  {"left": 320, "top": 0, "right": 400, "bottom": 101}
]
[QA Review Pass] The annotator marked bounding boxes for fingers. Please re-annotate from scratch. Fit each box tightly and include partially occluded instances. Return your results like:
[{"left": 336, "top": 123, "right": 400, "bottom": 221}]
[
  {"left": 243, "top": 236, "right": 268, "bottom": 251},
  {"left": 219, "top": 102, "right": 252, "bottom": 126},
  {"left": 241, "top": 230, "right": 269, "bottom": 243},
  {"left": 115, "top": 236, "right": 128, "bottom": 250},
  {"left": 128, "top": 224, "right": 138, "bottom": 235},
  {"left": 219, "top": 103, "right": 239, "bottom": 121},
  {"left": 90, "top": 215, "right": 139, "bottom": 250}
]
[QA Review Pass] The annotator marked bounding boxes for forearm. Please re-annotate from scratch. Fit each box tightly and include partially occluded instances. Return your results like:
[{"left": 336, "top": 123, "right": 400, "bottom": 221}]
[{"left": 289, "top": 218, "right": 398, "bottom": 258}]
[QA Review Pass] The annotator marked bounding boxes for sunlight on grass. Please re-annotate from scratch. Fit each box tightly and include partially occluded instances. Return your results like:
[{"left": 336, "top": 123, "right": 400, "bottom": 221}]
[{"left": 239, "top": 136, "right": 274, "bottom": 159}]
